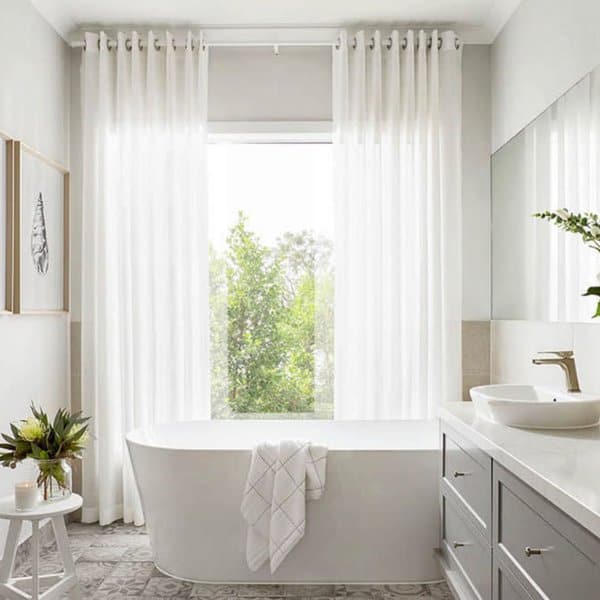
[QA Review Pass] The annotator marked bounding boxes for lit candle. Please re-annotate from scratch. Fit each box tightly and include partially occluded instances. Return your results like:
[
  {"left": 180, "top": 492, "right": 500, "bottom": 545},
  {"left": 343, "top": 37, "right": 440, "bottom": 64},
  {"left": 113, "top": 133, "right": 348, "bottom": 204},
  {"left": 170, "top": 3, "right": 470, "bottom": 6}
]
[{"left": 15, "top": 481, "right": 39, "bottom": 511}]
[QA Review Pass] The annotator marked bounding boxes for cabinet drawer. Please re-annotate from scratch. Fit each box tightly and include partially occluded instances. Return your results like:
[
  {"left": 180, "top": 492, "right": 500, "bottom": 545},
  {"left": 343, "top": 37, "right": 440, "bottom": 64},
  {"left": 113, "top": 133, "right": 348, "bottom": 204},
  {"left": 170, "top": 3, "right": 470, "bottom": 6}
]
[
  {"left": 442, "top": 424, "right": 491, "bottom": 537},
  {"left": 493, "top": 558, "right": 534, "bottom": 600},
  {"left": 442, "top": 492, "right": 491, "bottom": 600},
  {"left": 494, "top": 463, "right": 600, "bottom": 600}
]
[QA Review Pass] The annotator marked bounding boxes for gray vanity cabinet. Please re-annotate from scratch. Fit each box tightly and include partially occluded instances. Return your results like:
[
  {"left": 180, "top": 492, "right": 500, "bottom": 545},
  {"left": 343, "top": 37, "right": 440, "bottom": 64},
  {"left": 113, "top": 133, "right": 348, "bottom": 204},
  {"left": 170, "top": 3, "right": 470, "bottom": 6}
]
[
  {"left": 440, "top": 422, "right": 600, "bottom": 600},
  {"left": 492, "top": 558, "right": 533, "bottom": 600}
]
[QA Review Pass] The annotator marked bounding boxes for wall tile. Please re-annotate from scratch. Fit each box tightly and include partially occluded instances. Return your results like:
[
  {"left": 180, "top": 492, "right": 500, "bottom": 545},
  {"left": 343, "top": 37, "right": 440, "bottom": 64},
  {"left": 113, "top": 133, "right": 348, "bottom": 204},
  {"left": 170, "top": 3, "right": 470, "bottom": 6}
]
[
  {"left": 490, "top": 320, "right": 597, "bottom": 391},
  {"left": 462, "top": 321, "right": 491, "bottom": 401},
  {"left": 462, "top": 321, "right": 491, "bottom": 375},
  {"left": 572, "top": 323, "right": 600, "bottom": 393}
]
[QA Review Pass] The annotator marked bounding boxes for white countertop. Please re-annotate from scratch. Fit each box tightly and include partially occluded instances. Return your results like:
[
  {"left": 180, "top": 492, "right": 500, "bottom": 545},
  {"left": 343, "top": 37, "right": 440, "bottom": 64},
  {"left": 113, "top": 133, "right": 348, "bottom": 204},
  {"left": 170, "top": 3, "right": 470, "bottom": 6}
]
[{"left": 440, "top": 403, "right": 600, "bottom": 539}]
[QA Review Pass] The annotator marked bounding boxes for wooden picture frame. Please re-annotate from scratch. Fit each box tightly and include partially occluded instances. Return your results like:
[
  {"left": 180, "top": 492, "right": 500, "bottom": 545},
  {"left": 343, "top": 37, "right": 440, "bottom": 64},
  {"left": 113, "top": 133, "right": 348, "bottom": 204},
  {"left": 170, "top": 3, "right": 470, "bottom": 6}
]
[
  {"left": 13, "top": 141, "right": 69, "bottom": 314},
  {"left": 1, "top": 132, "right": 15, "bottom": 314}
]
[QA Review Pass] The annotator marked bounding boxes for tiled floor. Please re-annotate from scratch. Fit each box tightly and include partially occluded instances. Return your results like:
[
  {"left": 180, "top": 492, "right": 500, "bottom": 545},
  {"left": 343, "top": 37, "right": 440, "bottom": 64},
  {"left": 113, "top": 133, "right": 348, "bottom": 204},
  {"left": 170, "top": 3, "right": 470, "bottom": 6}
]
[{"left": 15, "top": 521, "right": 454, "bottom": 599}]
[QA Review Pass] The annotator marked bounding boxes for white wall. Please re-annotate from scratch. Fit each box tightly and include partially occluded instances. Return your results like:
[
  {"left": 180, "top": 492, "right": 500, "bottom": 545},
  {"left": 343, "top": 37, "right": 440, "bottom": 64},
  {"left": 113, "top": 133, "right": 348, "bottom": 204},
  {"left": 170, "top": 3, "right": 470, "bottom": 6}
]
[
  {"left": 491, "top": 0, "right": 600, "bottom": 152},
  {"left": 0, "top": 0, "right": 71, "bottom": 550}
]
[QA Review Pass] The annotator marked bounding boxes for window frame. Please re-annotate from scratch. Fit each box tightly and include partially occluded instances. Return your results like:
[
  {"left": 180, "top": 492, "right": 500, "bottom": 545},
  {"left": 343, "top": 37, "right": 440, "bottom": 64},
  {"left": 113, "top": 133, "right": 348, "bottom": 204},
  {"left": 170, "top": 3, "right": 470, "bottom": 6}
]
[
  {"left": 207, "top": 121, "right": 332, "bottom": 144},
  {"left": 207, "top": 124, "right": 335, "bottom": 420}
]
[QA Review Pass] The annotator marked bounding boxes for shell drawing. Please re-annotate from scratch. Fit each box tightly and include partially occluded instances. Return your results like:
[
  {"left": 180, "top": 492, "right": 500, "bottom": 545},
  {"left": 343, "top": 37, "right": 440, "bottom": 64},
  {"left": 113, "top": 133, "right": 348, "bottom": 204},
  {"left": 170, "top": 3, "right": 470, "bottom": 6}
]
[{"left": 31, "top": 192, "right": 49, "bottom": 275}]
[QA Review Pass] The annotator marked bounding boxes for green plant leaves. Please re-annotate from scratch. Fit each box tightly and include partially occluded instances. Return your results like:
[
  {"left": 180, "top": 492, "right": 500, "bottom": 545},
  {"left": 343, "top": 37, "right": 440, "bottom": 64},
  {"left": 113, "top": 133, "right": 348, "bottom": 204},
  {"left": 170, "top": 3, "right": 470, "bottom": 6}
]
[
  {"left": 583, "top": 286, "right": 600, "bottom": 318},
  {"left": 0, "top": 405, "right": 90, "bottom": 468}
]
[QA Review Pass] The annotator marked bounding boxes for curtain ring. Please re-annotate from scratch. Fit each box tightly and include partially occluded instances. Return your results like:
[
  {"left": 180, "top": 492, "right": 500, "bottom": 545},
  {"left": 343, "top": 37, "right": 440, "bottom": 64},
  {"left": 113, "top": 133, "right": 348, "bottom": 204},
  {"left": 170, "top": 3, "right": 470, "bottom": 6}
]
[
  {"left": 107, "top": 39, "right": 113, "bottom": 51},
  {"left": 97, "top": 38, "right": 101, "bottom": 51},
  {"left": 138, "top": 39, "right": 143, "bottom": 51},
  {"left": 401, "top": 37, "right": 408, "bottom": 50},
  {"left": 437, "top": 37, "right": 442, "bottom": 50},
  {"left": 427, "top": 37, "right": 432, "bottom": 49},
  {"left": 385, "top": 37, "right": 392, "bottom": 50},
  {"left": 335, "top": 37, "right": 341, "bottom": 50},
  {"left": 153, "top": 38, "right": 161, "bottom": 51},
  {"left": 455, "top": 37, "right": 460, "bottom": 49},
  {"left": 368, "top": 37, "right": 375, "bottom": 50},
  {"left": 202, "top": 39, "right": 207, "bottom": 51},
  {"left": 125, "top": 38, "right": 132, "bottom": 51},
  {"left": 83, "top": 39, "right": 87, "bottom": 51},
  {"left": 352, "top": 37, "right": 357, "bottom": 50},
  {"left": 172, "top": 38, "right": 176, "bottom": 51}
]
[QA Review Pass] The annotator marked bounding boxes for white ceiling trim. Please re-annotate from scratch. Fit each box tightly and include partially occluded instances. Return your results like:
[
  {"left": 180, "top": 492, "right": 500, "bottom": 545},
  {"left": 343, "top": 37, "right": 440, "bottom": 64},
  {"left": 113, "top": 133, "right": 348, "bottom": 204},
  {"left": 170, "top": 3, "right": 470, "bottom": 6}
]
[
  {"left": 32, "top": 1, "right": 525, "bottom": 46},
  {"left": 67, "top": 24, "right": 502, "bottom": 47}
]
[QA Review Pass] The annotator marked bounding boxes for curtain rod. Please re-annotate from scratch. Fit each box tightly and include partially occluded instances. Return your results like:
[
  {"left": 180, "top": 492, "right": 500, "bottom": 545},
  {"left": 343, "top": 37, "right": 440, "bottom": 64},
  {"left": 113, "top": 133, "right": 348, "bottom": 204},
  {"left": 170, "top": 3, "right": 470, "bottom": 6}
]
[{"left": 72, "top": 35, "right": 458, "bottom": 51}]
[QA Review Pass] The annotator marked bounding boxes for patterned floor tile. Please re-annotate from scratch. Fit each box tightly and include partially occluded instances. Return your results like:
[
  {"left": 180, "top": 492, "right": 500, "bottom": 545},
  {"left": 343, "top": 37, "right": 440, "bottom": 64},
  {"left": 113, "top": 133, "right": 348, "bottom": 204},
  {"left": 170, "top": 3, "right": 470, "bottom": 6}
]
[
  {"left": 122, "top": 545, "right": 155, "bottom": 562},
  {"left": 190, "top": 583, "right": 239, "bottom": 598},
  {"left": 142, "top": 576, "right": 194, "bottom": 597},
  {"left": 424, "top": 584, "right": 453, "bottom": 599},
  {"left": 283, "top": 585, "right": 336, "bottom": 597},
  {"left": 100, "top": 522, "right": 148, "bottom": 536},
  {"left": 80, "top": 545, "right": 129, "bottom": 562},
  {"left": 236, "top": 584, "right": 285, "bottom": 597},
  {"left": 27, "top": 522, "right": 456, "bottom": 600},
  {"left": 92, "top": 534, "right": 150, "bottom": 547},
  {"left": 379, "top": 584, "right": 428, "bottom": 597},
  {"left": 94, "top": 561, "right": 156, "bottom": 597}
]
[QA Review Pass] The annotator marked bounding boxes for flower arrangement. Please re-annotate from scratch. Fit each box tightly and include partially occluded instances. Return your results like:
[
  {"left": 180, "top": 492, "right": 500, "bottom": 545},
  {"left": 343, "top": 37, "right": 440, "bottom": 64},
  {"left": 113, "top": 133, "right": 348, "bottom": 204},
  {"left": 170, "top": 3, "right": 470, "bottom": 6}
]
[
  {"left": 0, "top": 405, "right": 90, "bottom": 501},
  {"left": 534, "top": 209, "right": 600, "bottom": 317}
]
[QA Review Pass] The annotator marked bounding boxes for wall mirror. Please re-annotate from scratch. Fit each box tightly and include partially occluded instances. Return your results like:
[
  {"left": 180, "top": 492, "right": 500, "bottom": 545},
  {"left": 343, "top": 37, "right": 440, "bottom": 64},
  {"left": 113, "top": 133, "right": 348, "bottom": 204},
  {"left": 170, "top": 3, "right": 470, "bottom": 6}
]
[{"left": 491, "top": 65, "right": 600, "bottom": 322}]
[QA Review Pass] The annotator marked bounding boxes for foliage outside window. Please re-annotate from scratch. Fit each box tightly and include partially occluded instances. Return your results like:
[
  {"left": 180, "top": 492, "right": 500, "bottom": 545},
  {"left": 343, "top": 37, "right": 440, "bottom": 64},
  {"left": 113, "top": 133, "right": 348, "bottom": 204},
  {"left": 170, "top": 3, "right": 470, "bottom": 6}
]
[{"left": 208, "top": 143, "right": 333, "bottom": 418}]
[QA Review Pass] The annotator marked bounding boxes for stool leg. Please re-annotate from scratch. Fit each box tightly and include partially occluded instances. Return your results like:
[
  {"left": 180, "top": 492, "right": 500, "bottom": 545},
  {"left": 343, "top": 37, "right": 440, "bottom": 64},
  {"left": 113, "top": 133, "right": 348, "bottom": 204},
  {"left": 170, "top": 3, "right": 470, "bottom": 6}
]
[
  {"left": 51, "top": 517, "right": 82, "bottom": 600},
  {"left": 31, "top": 520, "right": 39, "bottom": 600},
  {"left": 0, "top": 520, "right": 22, "bottom": 583}
]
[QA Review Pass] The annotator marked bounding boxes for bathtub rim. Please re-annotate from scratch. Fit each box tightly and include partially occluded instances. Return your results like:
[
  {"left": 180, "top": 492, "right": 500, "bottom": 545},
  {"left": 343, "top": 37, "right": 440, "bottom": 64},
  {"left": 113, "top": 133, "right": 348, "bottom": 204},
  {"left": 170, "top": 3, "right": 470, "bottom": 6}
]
[{"left": 125, "top": 418, "right": 440, "bottom": 452}]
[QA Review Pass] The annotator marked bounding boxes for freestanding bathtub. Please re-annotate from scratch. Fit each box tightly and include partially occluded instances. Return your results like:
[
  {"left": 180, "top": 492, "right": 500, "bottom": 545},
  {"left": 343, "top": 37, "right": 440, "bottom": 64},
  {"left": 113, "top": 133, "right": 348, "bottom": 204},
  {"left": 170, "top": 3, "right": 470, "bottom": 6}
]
[{"left": 126, "top": 419, "right": 441, "bottom": 583}]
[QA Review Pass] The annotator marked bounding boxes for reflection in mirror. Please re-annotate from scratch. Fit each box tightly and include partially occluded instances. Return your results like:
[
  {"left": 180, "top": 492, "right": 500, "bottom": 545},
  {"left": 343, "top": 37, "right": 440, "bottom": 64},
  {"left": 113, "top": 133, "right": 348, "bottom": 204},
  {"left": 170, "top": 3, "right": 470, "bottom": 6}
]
[{"left": 492, "top": 65, "right": 600, "bottom": 322}]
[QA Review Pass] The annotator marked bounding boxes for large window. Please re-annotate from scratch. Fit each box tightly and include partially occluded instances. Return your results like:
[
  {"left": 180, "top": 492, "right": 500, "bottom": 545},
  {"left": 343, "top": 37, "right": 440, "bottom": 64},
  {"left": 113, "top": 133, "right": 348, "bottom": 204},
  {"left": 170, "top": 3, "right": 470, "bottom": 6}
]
[{"left": 208, "top": 141, "right": 334, "bottom": 418}]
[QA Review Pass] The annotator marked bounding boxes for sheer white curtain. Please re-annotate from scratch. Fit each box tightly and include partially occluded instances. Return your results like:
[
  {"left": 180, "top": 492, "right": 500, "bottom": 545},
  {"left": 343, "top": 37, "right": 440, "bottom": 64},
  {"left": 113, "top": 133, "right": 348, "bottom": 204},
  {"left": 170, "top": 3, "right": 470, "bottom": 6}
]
[
  {"left": 80, "top": 31, "right": 210, "bottom": 525},
  {"left": 525, "top": 67, "right": 600, "bottom": 321},
  {"left": 333, "top": 30, "right": 462, "bottom": 419}
]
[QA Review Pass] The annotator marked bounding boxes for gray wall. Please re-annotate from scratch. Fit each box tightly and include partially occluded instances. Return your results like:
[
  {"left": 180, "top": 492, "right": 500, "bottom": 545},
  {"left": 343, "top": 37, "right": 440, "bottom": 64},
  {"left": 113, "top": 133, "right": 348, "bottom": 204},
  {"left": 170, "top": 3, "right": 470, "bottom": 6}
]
[{"left": 0, "top": 0, "right": 71, "bottom": 551}]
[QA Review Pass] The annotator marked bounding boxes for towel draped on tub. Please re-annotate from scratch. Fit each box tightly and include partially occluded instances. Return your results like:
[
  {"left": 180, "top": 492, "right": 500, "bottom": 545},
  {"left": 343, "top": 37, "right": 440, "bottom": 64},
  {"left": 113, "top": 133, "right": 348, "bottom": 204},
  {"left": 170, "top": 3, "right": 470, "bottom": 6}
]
[{"left": 241, "top": 440, "right": 328, "bottom": 573}]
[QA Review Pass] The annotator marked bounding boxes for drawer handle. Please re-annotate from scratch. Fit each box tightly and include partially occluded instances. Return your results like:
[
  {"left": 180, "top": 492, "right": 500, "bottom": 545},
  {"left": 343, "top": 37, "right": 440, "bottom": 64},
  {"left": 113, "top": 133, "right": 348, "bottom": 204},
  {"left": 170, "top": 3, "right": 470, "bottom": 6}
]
[
  {"left": 453, "top": 471, "right": 472, "bottom": 478},
  {"left": 453, "top": 541, "right": 470, "bottom": 549},
  {"left": 525, "top": 546, "right": 551, "bottom": 557}
]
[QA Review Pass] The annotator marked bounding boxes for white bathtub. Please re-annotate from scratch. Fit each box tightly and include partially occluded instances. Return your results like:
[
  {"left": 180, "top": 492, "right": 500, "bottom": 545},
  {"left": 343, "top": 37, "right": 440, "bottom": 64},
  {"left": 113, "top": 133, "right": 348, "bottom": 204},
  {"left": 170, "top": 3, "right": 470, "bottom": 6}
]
[{"left": 126, "top": 420, "right": 441, "bottom": 584}]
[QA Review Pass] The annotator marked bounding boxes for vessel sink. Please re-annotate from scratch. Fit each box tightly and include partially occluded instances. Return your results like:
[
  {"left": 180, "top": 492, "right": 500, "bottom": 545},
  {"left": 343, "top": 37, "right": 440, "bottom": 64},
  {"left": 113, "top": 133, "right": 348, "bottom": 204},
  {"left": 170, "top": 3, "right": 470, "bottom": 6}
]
[{"left": 470, "top": 384, "right": 600, "bottom": 429}]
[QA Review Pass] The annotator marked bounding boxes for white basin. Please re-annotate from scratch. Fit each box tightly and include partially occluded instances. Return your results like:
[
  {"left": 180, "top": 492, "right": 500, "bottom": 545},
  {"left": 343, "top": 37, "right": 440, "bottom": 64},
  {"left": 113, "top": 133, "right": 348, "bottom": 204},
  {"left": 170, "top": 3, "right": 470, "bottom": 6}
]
[{"left": 470, "top": 384, "right": 600, "bottom": 429}]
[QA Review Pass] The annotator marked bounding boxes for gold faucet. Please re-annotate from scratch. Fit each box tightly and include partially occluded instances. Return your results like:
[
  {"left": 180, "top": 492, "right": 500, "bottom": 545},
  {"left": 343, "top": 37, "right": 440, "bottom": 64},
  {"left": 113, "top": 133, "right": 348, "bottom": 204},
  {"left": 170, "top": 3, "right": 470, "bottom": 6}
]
[{"left": 531, "top": 351, "right": 581, "bottom": 393}]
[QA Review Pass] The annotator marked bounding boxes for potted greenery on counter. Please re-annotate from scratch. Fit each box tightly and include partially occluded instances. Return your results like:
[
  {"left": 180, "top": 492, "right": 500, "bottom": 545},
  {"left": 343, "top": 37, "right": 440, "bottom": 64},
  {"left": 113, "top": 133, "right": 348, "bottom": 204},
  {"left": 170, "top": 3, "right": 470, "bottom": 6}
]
[
  {"left": 0, "top": 405, "right": 90, "bottom": 502},
  {"left": 535, "top": 209, "right": 600, "bottom": 318}
]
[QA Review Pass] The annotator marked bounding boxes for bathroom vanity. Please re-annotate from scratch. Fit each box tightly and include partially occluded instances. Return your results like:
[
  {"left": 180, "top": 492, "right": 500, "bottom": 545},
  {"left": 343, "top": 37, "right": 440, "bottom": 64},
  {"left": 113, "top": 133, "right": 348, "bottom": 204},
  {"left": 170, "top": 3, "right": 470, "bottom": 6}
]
[{"left": 439, "top": 404, "right": 600, "bottom": 600}]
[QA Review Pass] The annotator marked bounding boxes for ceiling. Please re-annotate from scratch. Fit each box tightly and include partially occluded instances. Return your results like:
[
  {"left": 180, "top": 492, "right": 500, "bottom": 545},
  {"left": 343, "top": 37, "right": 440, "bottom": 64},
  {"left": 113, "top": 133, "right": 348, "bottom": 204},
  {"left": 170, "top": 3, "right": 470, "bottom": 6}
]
[{"left": 30, "top": 0, "right": 523, "bottom": 44}]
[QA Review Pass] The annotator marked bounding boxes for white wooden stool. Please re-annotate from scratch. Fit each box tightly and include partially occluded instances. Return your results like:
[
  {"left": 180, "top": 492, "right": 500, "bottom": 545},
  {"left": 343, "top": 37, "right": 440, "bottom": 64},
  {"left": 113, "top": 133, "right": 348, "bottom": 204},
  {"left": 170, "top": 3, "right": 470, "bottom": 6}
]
[{"left": 0, "top": 493, "right": 83, "bottom": 600}]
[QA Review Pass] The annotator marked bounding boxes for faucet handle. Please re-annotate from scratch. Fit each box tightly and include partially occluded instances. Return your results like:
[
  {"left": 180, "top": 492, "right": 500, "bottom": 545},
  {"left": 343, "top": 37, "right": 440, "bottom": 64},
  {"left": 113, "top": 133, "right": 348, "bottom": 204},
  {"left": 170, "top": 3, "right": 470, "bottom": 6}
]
[{"left": 536, "top": 350, "right": 574, "bottom": 359}]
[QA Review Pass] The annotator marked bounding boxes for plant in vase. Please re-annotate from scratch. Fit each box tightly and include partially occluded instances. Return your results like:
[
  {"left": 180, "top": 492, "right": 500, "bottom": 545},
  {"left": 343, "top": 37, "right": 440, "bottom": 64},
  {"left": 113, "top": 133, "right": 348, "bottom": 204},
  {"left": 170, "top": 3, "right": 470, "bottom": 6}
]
[
  {"left": 534, "top": 209, "right": 600, "bottom": 317},
  {"left": 0, "top": 405, "right": 90, "bottom": 502}
]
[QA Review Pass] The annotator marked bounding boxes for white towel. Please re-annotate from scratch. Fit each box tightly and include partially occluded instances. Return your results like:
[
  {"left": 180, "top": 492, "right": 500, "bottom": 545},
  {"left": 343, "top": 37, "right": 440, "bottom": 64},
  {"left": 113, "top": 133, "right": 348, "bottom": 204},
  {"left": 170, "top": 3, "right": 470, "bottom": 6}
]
[{"left": 241, "top": 440, "right": 327, "bottom": 573}]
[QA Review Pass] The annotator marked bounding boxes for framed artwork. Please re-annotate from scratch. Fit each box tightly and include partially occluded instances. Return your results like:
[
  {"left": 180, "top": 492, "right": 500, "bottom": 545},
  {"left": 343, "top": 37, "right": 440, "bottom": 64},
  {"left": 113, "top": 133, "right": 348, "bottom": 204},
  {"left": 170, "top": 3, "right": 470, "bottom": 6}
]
[
  {"left": 0, "top": 133, "right": 15, "bottom": 314},
  {"left": 13, "top": 141, "right": 69, "bottom": 313}
]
